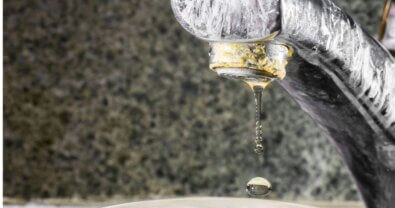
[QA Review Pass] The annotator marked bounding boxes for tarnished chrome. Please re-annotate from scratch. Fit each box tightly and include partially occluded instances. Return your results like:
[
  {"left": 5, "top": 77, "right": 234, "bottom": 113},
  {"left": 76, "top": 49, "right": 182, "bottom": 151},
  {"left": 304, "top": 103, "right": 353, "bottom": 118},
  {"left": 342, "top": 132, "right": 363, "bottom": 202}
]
[
  {"left": 172, "top": 0, "right": 395, "bottom": 207},
  {"left": 170, "top": 0, "right": 281, "bottom": 41},
  {"left": 209, "top": 41, "right": 292, "bottom": 86}
]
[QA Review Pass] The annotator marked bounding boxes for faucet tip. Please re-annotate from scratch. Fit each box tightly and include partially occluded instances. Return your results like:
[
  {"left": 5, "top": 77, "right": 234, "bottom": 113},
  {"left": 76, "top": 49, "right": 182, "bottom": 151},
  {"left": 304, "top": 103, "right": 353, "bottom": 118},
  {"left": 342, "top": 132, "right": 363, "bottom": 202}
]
[{"left": 209, "top": 41, "right": 292, "bottom": 86}]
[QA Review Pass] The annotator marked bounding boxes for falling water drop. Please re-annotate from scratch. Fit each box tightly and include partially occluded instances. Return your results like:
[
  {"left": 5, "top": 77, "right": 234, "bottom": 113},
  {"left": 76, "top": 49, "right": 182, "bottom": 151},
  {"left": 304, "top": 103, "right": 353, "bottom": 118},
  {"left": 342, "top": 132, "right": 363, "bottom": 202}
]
[
  {"left": 246, "top": 83, "right": 272, "bottom": 198},
  {"left": 253, "top": 86, "right": 265, "bottom": 154},
  {"left": 246, "top": 177, "right": 272, "bottom": 197}
]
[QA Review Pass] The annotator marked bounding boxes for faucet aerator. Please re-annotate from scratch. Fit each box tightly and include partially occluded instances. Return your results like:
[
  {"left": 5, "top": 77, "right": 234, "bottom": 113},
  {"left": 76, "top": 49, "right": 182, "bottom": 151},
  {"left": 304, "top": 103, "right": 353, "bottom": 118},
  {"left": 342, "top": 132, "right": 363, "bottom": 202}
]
[{"left": 209, "top": 41, "right": 292, "bottom": 88}]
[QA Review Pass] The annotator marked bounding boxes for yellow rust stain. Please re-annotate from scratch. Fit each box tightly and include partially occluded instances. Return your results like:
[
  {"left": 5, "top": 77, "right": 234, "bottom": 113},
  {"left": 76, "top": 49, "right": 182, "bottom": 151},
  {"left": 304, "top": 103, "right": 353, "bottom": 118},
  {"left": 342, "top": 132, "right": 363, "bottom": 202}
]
[
  {"left": 209, "top": 42, "right": 292, "bottom": 80},
  {"left": 245, "top": 80, "right": 272, "bottom": 90}
]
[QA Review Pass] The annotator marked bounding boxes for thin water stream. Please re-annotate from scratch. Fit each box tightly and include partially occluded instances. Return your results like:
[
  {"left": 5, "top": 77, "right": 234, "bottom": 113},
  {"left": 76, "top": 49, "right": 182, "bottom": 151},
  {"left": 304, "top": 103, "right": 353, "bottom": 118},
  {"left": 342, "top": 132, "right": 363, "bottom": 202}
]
[
  {"left": 253, "top": 86, "right": 265, "bottom": 154},
  {"left": 245, "top": 84, "right": 272, "bottom": 197}
]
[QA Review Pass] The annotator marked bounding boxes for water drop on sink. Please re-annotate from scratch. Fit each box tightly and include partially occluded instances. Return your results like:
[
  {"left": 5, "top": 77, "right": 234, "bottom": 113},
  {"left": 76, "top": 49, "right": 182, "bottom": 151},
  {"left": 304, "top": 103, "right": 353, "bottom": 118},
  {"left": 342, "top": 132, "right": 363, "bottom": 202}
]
[{"left": 246, "top": 177, "right": 272, "bottom": 197}]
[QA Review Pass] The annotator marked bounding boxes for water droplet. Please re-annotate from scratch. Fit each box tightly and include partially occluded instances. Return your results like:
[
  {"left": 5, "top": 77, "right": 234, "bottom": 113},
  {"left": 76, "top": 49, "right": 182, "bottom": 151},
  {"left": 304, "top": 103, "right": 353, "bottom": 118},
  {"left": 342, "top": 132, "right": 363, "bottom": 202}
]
[
  {"left": 254, "top": 144, "right": 264, "bottom": 154},
  {"left": 246, "top": 177, "right": 272, "bottom": 197},
  {"left": 253, "top": 86, "right": 265, "bottom": 155}
]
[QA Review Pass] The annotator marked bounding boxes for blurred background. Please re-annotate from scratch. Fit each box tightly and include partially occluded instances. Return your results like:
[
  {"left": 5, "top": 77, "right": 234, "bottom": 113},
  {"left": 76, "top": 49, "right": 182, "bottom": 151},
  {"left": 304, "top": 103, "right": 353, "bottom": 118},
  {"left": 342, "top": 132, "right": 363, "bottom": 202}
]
[{"left": 3, "top": 0, "right": 387, "bottom": 206}]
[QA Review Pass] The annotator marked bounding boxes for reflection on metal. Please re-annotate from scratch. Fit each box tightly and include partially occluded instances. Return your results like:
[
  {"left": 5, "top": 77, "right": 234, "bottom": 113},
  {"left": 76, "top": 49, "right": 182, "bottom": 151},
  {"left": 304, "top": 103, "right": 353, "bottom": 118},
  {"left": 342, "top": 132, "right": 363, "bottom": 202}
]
[
  {"left": 172, "top": 0, "right": 395, "bottom": 208},
  {"left": 381, "top": 0, "right": 395, "bottom": 56},
  {"left": 170, "top": 0, "right": 281, "bottom": 41},
  {"left": 379, "top": 0, "right": 392, "bottom": 42}
]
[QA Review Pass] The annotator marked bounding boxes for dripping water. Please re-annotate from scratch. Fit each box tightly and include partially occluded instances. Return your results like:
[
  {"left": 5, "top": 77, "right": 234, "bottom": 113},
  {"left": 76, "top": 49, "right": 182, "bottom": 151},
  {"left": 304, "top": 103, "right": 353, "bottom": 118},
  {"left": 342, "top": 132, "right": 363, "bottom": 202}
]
[
  {"left": 253, "top": 85, "right": 265, "bottom": 154},
  {"left": 246, "top": 84, "right": 272, "bottom": 197},
  {"left": 246, "top": 177, "right": 272, "bottom": 196}
]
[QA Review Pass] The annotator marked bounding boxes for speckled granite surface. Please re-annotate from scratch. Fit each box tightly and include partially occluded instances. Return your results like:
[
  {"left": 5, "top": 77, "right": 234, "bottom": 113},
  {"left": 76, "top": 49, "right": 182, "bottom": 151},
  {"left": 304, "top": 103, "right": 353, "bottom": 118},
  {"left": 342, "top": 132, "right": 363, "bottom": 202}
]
[{"left": 4, "top": 0, "right": 385, "bottom": 201}]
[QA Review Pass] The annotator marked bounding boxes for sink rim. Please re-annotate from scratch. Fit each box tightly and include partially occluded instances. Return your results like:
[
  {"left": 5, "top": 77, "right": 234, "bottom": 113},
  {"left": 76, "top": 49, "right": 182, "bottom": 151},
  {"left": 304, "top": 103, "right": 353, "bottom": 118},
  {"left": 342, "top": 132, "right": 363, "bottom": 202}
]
[{"left": 104, "top": 197, "right": 318, "bottom": 208}]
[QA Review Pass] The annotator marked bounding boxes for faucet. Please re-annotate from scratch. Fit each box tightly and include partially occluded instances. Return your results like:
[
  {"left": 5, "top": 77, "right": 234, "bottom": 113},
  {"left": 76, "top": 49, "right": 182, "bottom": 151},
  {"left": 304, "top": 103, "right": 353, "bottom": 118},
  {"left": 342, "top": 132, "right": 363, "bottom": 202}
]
[{"left": 171, "top": 0, "right": 395, "bottom": 207}]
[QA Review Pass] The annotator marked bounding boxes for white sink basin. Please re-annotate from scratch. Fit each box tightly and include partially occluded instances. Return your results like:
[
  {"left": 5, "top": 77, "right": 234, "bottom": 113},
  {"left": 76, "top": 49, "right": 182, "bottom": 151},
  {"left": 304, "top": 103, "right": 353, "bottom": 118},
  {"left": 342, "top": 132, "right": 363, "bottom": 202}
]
[{"left": 105, "top": 197, "right": 317, "bottom": 208}]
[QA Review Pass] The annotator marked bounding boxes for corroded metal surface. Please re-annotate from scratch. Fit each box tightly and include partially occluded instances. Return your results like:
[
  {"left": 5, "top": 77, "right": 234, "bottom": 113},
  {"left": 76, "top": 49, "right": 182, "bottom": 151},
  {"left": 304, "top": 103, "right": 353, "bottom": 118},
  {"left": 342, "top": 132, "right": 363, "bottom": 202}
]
[
  {"left": 171, "top": 0, "right": 395, "bottom": 208},
  {"left": 209, "top": 41, "right": 292, "bottom": 82}
]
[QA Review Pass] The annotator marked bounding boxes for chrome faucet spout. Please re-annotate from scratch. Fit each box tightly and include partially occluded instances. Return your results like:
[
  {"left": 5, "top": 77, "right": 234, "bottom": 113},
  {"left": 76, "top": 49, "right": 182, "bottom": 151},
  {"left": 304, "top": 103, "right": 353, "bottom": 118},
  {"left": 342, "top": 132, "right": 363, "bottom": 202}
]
[{"left": 172, "top": 0, "right": 395, "bottom": 207}]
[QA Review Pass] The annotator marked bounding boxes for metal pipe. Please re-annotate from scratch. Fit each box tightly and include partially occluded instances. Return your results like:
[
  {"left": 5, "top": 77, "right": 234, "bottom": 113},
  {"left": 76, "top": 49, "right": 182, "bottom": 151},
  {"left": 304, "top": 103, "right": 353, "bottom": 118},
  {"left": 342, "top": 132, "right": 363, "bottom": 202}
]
[{"left": 171, "top": 0, "right": 395, "bottom": 207}]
